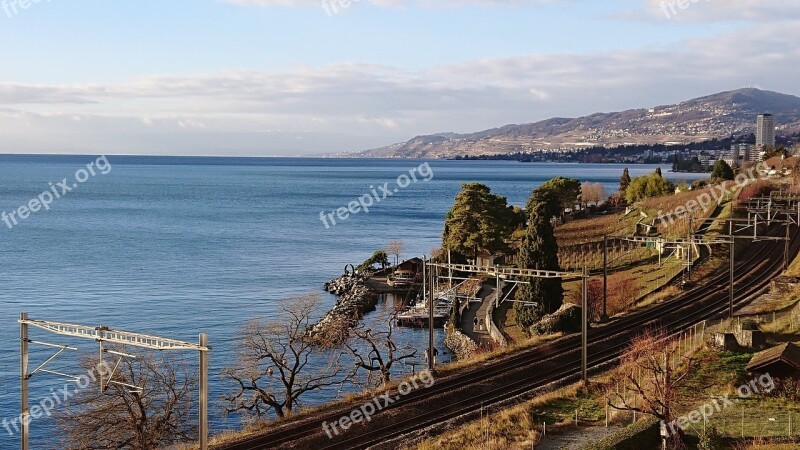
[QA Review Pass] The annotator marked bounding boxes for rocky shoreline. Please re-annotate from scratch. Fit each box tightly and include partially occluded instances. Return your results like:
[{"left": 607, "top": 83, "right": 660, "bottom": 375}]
[
  {"left": 444, "top": 329, "right": 478, "bottom": 360},
  {"left": 308, "top": 272, "right": 378, "bottom": 342}
]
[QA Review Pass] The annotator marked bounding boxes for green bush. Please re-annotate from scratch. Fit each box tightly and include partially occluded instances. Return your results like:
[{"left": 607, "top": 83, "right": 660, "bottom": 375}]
[{"left": 625, "top": 173, "right": 673, "bottom": 203}]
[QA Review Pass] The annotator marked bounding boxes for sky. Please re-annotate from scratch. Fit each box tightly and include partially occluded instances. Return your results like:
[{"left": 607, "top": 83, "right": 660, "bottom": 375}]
[{"left": 0, "top": 0, "right": 798, "bottom": 156}]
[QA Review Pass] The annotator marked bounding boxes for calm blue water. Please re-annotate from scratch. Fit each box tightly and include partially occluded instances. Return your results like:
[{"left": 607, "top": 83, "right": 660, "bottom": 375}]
[{"left": 0, "top": 157, "right": 700, "bottom": 448}]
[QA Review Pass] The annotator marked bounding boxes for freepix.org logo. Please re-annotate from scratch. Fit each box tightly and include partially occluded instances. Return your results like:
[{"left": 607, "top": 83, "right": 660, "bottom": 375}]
[
  {"left": 319, "top": 162, "right": 434, "bottom": 229},
  {"left": 1, "top": 155, "right": 112, "bottom": 230},
  {"left": 322, "top": 369, "right": 435, "bottom": 438}
]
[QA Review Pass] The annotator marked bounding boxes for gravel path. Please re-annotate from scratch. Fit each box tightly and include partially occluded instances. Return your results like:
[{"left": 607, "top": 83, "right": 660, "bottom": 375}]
[{"left": 535, "top": 426, "right": 621, "bottom": 450}]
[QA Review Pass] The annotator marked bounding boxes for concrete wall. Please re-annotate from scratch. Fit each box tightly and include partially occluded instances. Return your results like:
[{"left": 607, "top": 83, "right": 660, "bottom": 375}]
[{"left": 485, "top": 291, "right": 508, "bottom": 348}]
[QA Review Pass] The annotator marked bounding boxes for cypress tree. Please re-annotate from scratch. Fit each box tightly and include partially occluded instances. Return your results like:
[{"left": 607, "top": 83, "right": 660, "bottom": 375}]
[
  {"left": 619, "top": 168, "right": 632, "bottom": 193},
  {"left": 711, "top": 160, "right": 734, "bottom": 181},
  {"left": 514, "top": 199, "right": 564, "bottom": 331}
]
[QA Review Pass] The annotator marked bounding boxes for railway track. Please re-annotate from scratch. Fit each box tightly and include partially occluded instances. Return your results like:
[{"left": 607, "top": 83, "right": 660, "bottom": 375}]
[{"left": 221, "top": 225, "right": 798, "bottom": 450}]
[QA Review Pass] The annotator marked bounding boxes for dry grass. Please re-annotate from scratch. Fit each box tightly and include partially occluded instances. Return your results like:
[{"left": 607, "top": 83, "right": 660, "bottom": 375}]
[
  {"left": 554, "top": 213, "right": 638, "bottom": 246},
  {"left": 493, "top": 298, "right": 527, "bottom": 344},
  {"left": 436, "top": 332, "right": 564, "bottom": 377},
  {"left": 732, "top": 439, "right": 800, "bottom": 450},
  {"left": 413, "top": 382, "right": 606, "bottom": 450},
  {"left": 786, "top": 252, "right": 800, "bottom": 277}
]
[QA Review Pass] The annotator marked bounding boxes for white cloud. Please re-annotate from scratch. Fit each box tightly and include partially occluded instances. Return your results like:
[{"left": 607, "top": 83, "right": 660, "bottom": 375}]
[
  {"left": 639, "top": 0, "right": 800, "bottom": 22},
  {"left": 222, "top": 0, "right": 562, "bottom": 9},
  {"left": 1, "top": 18, "right": 798, "bottom": 155}
]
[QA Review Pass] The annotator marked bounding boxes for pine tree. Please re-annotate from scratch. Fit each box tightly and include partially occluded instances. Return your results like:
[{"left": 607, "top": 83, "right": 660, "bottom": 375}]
[
  {"left": 711, "top": 159, "right": 735, "bottom": 181},
  {"left": 655, "top": 167, "right": 663, "bottom": 177},
  {"left": 526, "top": 176, "right": 580, "bottom": 223},
  {"left": 442, "top": 183, "right": 519, "bottom": 258},
  {"left": 514, "top": 199, "right": 564, "bottom": 331},
  {"left": 619, "top": 168, "right": 632, "bottom": 193}
]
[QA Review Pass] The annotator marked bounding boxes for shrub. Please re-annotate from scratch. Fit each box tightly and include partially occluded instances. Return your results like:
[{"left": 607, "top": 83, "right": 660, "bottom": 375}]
[
  {"left": 697, "top": 426, "right": 723, "bottom": 450},
  {"left": 582, "top": 418, "right": 660, "bottom": 450},
  {"left": 626, "top": 173, "right": 673, "bottom": 203}
]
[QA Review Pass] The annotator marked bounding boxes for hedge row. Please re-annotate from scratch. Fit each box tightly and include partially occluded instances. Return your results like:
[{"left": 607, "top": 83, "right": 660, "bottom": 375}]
[{"left": 581, "top": 418, "right": 661, "bottom": 450}]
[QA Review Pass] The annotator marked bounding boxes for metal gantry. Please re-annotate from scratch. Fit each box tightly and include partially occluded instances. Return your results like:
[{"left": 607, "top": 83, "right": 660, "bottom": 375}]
[
  {"left": 428, "top": 262, "right": 591, "bottom": 385},
  {"left": 607, "top": 210, "right": 794, "bottom": 321},
  {"left": 18, "top": 314, "right": 210, "bottom": 450}
]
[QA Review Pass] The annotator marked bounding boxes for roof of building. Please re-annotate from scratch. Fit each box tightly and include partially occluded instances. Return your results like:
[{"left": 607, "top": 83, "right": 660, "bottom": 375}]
[{"left": 746, "top": 342, "right": 800, "bottom": 377}]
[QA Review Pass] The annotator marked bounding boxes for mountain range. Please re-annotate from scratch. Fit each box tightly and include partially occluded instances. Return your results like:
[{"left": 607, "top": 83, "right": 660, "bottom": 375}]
[{"left": 349, "top": 88, "right": 800, "bottom": 158}]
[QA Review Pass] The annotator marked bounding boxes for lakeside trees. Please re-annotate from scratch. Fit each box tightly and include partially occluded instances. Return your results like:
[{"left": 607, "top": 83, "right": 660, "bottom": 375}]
[
  {"left": 358, "top": 250, "right": 390, "bottom": 272},
  {"left": 442, "top": 182, "right": 521, "bottom": 259},
  {"left": 343, "top": 311, "right": 417, "bottom": 387},
  {"left": 514, "top": 195, "right": 564, "bottom": 331},
  {"left": 386, "top": 240, "right": 404, "bottom": 266},
  {"left": 580, "top": 181, "right": 606, "bottom": 208},
  {"left": 57, "top": 354, "right": 197, "bottom": 449},
  {"left": 224, "top": 294, "right": 345, "bottom": 419},
  {"left": 526, "top": 176, "right": 580, "bottom": 222},
  {"left": 673, "top": 155, "right": 705, "bottom": 173}
]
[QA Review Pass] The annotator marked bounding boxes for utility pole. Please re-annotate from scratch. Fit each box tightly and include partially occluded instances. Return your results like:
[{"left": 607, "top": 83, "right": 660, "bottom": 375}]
[
  {"left": 729, "top": 221, "right": 735, "bottom": 319},
  {"left": 428, "top": 258, "right": 435, "bottom": 371},
  {"left": 20, "top": 313, "right": 29, "bottom": 450},
  {"left": 17, "top": 315, "right": 210, "bottom": 450},
  {"left": 785, "top": 221, "right": 791, "bottom": 271},
  {"left": 422, "top": 254, "right": 426, "bottom": 305},
  {"left": 495, "top": 265, "right": 500, "bottom": 308},
  {"left": 602, "top": 235, "right": 608, "bottom": 321},
  {"left": 687, "top": 214, "right": 693, "bottom": 281},
  {"left": 199, "top": 333, "right": 208, "bottom": 450},
  {"left": 448, "top": 249, "right": 452, "bottom": 288},
  {"left": 581, "top": 266, "right": 588, "bottom": 386}
]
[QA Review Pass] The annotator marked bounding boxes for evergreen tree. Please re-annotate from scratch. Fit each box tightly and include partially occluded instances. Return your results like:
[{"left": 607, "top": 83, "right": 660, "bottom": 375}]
[
  {"left": 526, "top": 176, "right": 580, "bottom": 222},
  {"left": 655, "top": 167, "right": 663, "bottom": 177},
  {"left": 442, "top": 183, "right": 519, "bottom": 258},
  {"left": 711, "top": 160, "right": 735, "bottom": 181},
  {"left": 619, "top": 168, "right": 632, "bottom": 193},
  {"left": 514, "top": 199, "right": 563, "bottom": 331}
]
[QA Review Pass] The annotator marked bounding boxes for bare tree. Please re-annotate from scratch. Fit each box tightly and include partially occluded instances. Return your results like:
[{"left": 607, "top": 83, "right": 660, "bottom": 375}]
[
  {"left": 581, "top": 181, "right": 607, "bottom": 208},
  {"left": 592, "top": 182, "right": 607, "bottom": 206},
  {"left": 343, "top": 311, "right": 417, "bottom": 387},
  {"left": 57, "top": 353, "right": 197, "bottom": 450},
  {"left": 580, "top": 181, "right": 594, "bottom": 209},
  {"left": 605, "top": 330, "right": 698, "bottom": 450},
  {"left": 224, "top": 294, "right": 346, "bottom": 419},
  {"left": 386, "top": 240, "right": 404, "bottom": 266}
]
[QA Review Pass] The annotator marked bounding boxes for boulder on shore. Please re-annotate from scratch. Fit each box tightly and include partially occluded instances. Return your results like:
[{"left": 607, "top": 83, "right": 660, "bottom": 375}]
[
  {"left": 531, "top": 303, "right": 582, "bottom": 335},
  {"left": 309, "top": 273, "right": 377, "bottom": 344}
]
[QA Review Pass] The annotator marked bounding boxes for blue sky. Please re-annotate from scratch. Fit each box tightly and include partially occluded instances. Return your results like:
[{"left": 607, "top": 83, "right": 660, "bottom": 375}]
[{"left": 0, "top": 0, "right": 798, "bottom": 155}]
